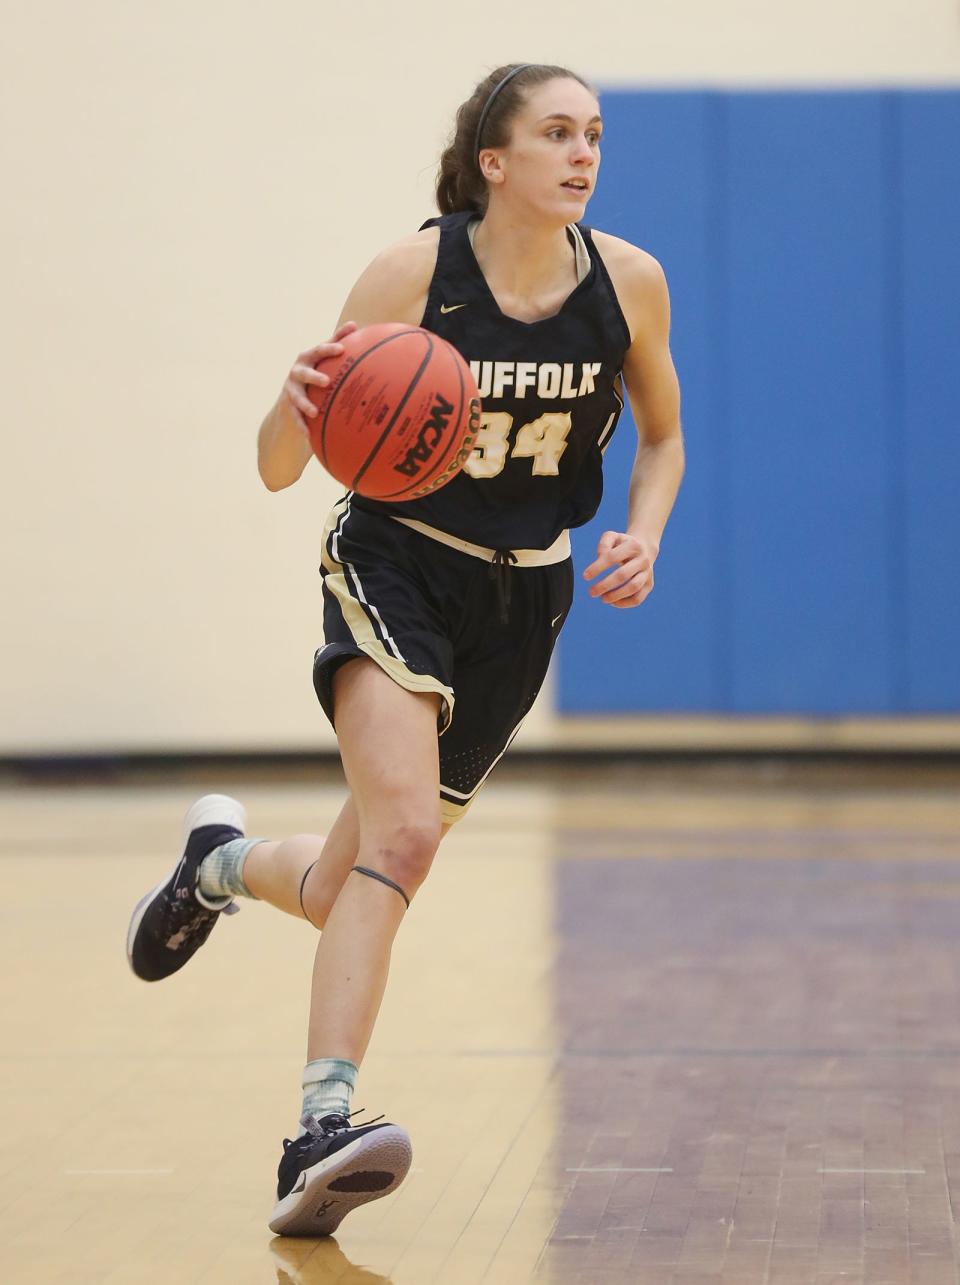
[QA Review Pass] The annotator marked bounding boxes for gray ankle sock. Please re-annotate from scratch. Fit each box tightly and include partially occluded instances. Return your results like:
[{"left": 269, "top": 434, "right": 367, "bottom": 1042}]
[
  {"left": 197, "top": 837, "right": 262, "bottom": 900},
  {"left": 297, "top": 1058, "right": 359, "bottom": 1136}
]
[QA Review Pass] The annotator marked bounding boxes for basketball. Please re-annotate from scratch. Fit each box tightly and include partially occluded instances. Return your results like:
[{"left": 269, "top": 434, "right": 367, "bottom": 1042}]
[{"left": 307, "top": 323, "right": 481, "bottom": 501}]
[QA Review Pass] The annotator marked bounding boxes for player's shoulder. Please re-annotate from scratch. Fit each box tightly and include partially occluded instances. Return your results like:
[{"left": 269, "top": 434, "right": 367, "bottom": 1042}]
[
  {"left": 343, "top": 227, "right": 440, "bottom": 327},
  {"left": 591, "top": 229, "right": 666, "bottom": 292},
  {"left": 589, "top": 229, "right": 669, "bottom": 339},
  {"left": 367, "top": 226, "right": 441, "bottom": 283}
]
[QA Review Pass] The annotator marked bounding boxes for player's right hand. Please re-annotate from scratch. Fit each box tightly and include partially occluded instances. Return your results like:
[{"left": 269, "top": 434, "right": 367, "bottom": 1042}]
[{"left": 281, "top": 321, "right": 358, "bottom": 435}]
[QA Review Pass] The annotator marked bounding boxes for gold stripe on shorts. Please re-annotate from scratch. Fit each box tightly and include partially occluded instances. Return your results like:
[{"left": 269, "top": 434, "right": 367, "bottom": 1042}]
[
  {"left": 440, "top": 796, "right": 473, "bottom": 826},
  {"left": 320, "top": 497, "right": 455, "bottom": 732}
]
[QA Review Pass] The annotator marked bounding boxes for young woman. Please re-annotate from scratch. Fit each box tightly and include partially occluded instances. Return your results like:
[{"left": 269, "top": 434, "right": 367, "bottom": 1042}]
[{"left": 127, "top": 62, "right": 684, "bottom": 1238}]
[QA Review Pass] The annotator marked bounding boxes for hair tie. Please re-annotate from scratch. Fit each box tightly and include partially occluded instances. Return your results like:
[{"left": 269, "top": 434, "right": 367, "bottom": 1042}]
[{"left": 474, "top": 64, "right": 534, "bottom": 158}]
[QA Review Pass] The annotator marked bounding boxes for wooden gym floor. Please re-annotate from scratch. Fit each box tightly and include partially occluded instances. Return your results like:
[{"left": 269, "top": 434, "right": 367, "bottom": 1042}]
[{"left": 2, "top": 757, "right": 960, "bottom": 1285}]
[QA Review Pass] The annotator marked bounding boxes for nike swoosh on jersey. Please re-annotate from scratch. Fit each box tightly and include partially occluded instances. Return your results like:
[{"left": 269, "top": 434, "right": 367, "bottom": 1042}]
[{"left": 439, "top": 303, "right": 468, "bottom": 314}]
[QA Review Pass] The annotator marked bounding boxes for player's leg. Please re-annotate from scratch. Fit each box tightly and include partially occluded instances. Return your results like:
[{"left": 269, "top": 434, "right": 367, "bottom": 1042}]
[
  {"left": 128, "top": 502, "right": 455, "bottom": 983},
  {"left": 305, "top": 657, "right": 442, "bottom": 1063},
  {"left": 125, "top": 786, "right": 453, "bottom": 984},
  {"left": 268, "top": 656, "right": 442, "bottom": 1236},
  {"left": 242, "top": 798, "right": 451, "bottom": 927},
  {"left": 241, "top": 797, "right": 360, "bottom": 924},
  {"left": 126, "top": 795, "right": 363, "bottom": 983}
]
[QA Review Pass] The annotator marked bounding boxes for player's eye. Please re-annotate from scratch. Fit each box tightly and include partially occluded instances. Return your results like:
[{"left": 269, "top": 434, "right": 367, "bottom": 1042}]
[{"left": 547, "top": 127, "right": 566, "bottom": 140}]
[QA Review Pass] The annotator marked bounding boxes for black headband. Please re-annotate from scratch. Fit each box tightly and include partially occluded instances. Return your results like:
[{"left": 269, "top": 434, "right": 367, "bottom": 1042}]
[{"left": 474, "top": 64, "right": 534, "bottom": 158}]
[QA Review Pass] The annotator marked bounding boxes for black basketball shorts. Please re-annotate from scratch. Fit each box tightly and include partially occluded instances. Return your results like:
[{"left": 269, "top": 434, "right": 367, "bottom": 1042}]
[{"left": 313, "top": 495, "right": 574, "bottom": 825}]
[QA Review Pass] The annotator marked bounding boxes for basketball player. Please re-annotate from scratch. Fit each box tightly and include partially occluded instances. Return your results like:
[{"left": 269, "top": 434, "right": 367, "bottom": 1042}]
[{"left": 127, "top": 63, "right": 684, "bottom": 1237}]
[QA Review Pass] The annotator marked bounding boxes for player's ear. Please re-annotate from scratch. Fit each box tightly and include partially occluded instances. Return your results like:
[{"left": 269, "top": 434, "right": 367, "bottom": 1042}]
[{"left": 478, "top": 148, "right": 505, "bottom": 186}]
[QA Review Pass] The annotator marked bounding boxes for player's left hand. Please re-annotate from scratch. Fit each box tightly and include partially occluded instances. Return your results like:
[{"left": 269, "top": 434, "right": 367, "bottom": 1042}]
[{"left": 583, "top": 531, "right": 659, "bottom": 608}]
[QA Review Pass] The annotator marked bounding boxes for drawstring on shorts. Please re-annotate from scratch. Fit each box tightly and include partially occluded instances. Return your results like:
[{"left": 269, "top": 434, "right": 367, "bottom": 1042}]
[{"left": 489, "top": 549, "right": 519, "bottom": 624}]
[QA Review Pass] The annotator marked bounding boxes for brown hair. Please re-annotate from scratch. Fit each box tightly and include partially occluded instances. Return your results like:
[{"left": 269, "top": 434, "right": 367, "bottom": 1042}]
[{"left": 435, "top": 63, "right": 594, "bottom": 216}]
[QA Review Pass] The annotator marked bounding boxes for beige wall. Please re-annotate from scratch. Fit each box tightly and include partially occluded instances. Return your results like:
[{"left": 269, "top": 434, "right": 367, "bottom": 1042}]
[{"left": 3, "top": 1, "right": 958, "bottom": 752}]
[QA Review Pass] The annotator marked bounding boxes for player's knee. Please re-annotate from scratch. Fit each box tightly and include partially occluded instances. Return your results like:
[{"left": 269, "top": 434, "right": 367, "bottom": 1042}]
[{"left": 370, "top": 820, "right": 441, "bottom": 896}]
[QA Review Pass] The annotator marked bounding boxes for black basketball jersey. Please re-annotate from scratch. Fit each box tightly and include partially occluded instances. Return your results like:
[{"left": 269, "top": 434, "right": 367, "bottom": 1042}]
[{"left": 352, "top": 210, "right": 632, "bottom": 551}]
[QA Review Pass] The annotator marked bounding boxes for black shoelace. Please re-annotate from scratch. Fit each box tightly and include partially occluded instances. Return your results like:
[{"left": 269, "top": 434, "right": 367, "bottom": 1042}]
[
  {"left": 286, "top": 1108, "right": 386, "bottom": 1152},
  {"left": 489, "top": 548, "right": 518, "bottom": 624}
]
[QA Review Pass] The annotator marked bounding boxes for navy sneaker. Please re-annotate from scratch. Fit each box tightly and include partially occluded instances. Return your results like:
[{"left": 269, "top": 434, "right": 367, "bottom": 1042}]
[
  {"left": 269, "top": 1111, "right": 413, "bottom": 1237},
  {"left": 126, "top": 794, "right": 245, "bottom": 982}
]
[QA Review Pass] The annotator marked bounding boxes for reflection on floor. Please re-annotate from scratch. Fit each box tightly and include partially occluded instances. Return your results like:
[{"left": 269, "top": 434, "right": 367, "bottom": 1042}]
[{"left": 1, "top": 758, "right": 959, "bottom": 1283}]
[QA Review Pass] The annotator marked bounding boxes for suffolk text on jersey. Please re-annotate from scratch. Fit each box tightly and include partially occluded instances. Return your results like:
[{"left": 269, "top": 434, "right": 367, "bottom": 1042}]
[{"left": 469, "top": 360, "right": 603, "bottom": 401}]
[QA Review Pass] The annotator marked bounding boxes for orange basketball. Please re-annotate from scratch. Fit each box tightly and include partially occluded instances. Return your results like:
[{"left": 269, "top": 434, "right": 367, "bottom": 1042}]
[{"left": 307, "top": 324, "right": 481, "bottom": 501}]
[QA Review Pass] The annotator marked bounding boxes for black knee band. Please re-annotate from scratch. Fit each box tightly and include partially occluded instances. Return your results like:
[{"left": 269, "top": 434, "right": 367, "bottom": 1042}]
[
  {"left": 351, "top": 865, "right": 411, "bottom": 909},
  {"left": 299, "top": 858, "right": 323, "bottom": 926}
]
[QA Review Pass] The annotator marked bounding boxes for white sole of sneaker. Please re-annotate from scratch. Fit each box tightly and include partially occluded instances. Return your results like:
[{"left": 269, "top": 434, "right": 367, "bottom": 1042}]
[
  {"left": 268, "top": 1127, "right": 413, "bottom": 1237},
  {"left": 125, "top": 794, "right": 247, "bottom": 978}
]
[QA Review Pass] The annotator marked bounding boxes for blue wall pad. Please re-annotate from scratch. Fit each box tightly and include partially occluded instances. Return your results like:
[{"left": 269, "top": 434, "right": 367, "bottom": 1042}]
[
  {"left": 559, "top": 89, "right": 960, "bottom": 716},
  {"left": 561, "top": 93, "right": 724, "bottom": 712},
  {"left": 899, "top": 93, "right": 960, "bottom": 711}
]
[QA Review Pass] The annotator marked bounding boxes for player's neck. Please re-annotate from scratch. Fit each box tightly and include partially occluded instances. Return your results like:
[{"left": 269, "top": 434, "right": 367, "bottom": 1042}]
[{"left": 471, "top": 206, "right": 576, "bottom": 303}]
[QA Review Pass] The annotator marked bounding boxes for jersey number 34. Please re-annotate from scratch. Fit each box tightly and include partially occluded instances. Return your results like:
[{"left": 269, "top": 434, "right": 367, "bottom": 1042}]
[{"left": 463, "top": 411, "right": 572, "bottom": 480}]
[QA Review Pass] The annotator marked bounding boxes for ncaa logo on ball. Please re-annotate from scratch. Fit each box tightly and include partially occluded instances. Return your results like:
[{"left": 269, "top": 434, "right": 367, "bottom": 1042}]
[
  {"left": 409, "top": 397, "right": 481, "bottom": 499},
  {"left": 394, "top": 393, "right": 456, "bottom": 480}
]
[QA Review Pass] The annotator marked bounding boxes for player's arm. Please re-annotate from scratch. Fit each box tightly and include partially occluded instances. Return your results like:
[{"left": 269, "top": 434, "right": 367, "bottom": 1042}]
[
  {"left": 584, "top": 238, "right": 685, "bottom": 608},
  {"left": 621, "top": 253, "right": 685, "bottom": 551},
  {"left": 256, "top": 231, "right": 438, "bottom": 492}
]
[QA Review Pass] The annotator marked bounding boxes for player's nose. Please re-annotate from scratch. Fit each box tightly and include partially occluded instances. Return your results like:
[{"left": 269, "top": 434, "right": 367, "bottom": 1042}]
[{"left": 570, "top": 135, "right": 596, "bottom": 164}]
